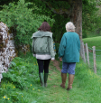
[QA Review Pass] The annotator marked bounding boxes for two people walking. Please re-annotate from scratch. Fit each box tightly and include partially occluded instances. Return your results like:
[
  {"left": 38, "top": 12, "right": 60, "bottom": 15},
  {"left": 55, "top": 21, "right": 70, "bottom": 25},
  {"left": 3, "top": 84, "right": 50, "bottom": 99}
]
[{"left": 31, "top": 21, "right": 80, "bottom": 90}]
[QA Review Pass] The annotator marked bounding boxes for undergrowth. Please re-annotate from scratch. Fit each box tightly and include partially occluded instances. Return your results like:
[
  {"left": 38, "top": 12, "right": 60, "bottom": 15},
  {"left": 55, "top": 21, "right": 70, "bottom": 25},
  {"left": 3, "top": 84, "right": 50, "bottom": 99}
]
[
  {"left": 0, "top": 52, "right": 101, "bottom": 103},
  {"left": 0, "top": 53, "right": 40, "bottom": 103}
]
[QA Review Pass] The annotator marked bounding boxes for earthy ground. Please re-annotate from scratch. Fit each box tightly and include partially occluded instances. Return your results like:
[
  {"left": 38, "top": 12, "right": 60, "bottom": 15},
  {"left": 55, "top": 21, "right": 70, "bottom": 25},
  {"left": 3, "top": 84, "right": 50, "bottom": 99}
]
[{"left": 52, "top": 60, "right": 61, "bottom": 72}]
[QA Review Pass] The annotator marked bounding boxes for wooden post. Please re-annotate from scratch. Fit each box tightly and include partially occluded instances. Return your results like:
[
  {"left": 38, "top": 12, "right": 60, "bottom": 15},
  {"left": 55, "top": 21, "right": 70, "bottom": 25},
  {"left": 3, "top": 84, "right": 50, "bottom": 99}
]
[
  {"left": 86, "top": 43, "right": 90, "bottom": 66},
  {"left": 92, "top": 46, "right": 97, "bottom": 73},
  {"left": 80, "top": 40, "right": 83, "bottom": 58},
  {"left": 82, "top": 42, "right": 86, "bottom": 63}
]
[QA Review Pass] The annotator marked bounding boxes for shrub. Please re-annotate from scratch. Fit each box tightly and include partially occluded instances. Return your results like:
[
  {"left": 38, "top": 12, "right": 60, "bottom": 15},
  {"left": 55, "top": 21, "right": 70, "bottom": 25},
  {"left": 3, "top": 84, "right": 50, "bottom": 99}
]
[
  {"left": 2, "top": 56, "right": 39, "bottom": 90},
  {"left": 0, "top": 0, "right": 54, "bottom": 46}
]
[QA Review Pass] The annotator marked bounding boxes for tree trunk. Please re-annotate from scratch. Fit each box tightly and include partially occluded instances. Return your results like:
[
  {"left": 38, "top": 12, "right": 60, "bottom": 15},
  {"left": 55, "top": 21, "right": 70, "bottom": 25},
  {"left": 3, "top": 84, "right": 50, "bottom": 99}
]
[
  {"left": 41, "top": 0, "right": 82, "bottom": 39},
  {"left": 70, "top": 0, "right": 82, "bottom": 40}
]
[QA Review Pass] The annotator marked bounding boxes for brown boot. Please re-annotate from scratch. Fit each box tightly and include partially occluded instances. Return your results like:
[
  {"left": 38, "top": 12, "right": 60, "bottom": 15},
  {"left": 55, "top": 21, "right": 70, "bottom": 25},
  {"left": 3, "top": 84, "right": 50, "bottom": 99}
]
[
  {"left": 67, "top": 74, "right": 74, "bottom": 90},
  {"left": 60, "top": 73, "right": 67, "bottom": 88}
]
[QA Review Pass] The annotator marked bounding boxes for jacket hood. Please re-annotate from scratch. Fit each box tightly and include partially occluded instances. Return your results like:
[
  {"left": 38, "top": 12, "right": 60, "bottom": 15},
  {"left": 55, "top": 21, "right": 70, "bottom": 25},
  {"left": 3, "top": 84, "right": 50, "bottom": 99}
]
[{"left": 31, "top": 31, "right": 52, "bottom": 39}]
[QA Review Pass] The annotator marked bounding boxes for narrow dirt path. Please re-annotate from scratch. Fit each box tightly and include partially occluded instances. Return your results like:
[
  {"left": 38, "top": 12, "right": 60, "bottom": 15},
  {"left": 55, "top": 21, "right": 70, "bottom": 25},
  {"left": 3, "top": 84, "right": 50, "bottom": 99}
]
[{"left": 52, "top": 60, "right": 61, "bottom": 72}]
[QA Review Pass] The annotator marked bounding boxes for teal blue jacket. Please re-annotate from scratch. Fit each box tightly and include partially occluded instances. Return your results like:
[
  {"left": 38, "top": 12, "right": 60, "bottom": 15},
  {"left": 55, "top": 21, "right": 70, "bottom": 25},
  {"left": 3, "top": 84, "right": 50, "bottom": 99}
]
[{"left": 58, "top": 32, "right": 80, "bottom": 62}]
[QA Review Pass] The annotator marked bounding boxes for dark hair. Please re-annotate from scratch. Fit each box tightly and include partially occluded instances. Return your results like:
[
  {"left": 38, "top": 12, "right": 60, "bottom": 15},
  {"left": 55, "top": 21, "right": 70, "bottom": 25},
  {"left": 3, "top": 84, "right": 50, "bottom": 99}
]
[{"left": 38, "top": 22, "right": 51, "bottom": 31}]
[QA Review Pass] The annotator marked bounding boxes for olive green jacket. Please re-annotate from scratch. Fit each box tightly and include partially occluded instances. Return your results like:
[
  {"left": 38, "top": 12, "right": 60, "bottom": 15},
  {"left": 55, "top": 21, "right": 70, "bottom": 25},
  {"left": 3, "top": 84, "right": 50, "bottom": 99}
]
[{"left": 31, "top": 31, "right": 55, "bottom": 60}]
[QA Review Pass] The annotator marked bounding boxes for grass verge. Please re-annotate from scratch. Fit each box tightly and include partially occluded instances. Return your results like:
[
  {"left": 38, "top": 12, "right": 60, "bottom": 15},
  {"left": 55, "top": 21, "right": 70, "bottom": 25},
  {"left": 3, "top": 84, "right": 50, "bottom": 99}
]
[
  {"left": 83, "top": 36, "right": 101, "bottom": 76},
  {"left": 0, "top": 52, "right": 101, "bottom": 103}
]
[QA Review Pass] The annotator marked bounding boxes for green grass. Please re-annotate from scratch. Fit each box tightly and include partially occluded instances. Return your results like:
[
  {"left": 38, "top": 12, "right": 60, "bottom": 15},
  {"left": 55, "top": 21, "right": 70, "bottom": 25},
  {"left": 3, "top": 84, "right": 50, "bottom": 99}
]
[
  {"left": 83, "top": 36, "right": 101, "bottom": 76},
  {"left": 72, "top": 60, "right": 101, "bottom": 103},
  {"left": 0, "top": 52, "right": 101, "bottom": 103},
  {"left": 83, "top": 36, "right": 101, "bottom": 50},
  {"left": 83, "top": 31, "right": 101, "bottom": 38},
  {"left": 58, "top": 59, "right": 101, "bottom": 103}
]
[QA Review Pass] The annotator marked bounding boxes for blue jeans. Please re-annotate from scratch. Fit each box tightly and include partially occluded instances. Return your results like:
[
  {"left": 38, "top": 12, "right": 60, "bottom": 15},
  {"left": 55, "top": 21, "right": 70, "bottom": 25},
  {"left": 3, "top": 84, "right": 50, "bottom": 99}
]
[{"left": 61, "top": 62, "right": 76, "bottom": 74}]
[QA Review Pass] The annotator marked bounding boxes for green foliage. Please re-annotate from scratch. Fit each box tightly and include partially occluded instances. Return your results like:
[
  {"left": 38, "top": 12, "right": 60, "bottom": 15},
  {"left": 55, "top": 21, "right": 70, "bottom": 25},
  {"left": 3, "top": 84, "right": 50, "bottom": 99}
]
[
  {"left": 1, "top": 0, "right": 101, "bottom": 43},
  {"left": 0, "top": 0, "right": 18, "bottom": 9},
  {"left": 0, "top": 52, "right": 42, "bottom": 103},
  {"left": 27, "top": 0, "right": 70, "bottom": 42},
  {"left": 27, "top": 0, "right": 53, "bottom": 16},
  {"left": 45, "top": 0, "right": 70, "bottom": 9},
  {"left": 52, "top": 15, "right": 70, "bottom": 42},
  {"left": 82, "top": 0, "right": 101, "bottom": 38},
  {"left": 0, "top": 0, "right": 54, "bottom": 46},
  {"left": 1, "top": 51, "right": 101, "bottom": 102},
  {"left": 2, "top": 55, "right": 39, "bottom": 90},
  {"left": 27, "top": 0, "right": 101, "bottom": 39}
]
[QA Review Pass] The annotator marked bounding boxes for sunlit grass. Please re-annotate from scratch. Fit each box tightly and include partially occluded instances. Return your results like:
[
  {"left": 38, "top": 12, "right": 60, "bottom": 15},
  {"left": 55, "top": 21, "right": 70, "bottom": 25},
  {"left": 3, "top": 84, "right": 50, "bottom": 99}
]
[
  {"left": 83, "top": 36, "right": 101, "bottom": 76},
  {"left": 0, "top": 52, "right": 101, "bottom": 103},
  {"left": 83, "top": 36, "right": 101, "bottom": 50}
]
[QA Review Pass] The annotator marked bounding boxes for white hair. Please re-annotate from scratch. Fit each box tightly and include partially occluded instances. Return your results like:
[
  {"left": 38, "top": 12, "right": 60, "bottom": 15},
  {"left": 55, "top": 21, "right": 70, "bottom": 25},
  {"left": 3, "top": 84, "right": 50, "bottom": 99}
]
[{"left": 65, "top": 22, "right": 76, "bottom": 32}]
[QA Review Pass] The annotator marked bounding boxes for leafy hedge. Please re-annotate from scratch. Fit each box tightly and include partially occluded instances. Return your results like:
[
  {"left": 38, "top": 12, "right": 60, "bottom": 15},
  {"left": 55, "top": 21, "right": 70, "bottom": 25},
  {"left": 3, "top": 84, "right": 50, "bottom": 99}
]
[
  {"left": 0, "top": 53, "right": 42, "bottom": 102},
  {"left": 0, "top": 0, "right": 54, "bottom": 46},
  {"left": 2, "top": 56, "right": 39, "bottom": 90}
]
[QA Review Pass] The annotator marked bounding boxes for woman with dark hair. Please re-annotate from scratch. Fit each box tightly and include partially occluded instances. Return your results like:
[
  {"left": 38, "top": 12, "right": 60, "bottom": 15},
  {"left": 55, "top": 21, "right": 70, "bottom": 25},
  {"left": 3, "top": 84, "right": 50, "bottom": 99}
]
[{"left": 31, "top": 21, "right": 55, "bottom": 87}]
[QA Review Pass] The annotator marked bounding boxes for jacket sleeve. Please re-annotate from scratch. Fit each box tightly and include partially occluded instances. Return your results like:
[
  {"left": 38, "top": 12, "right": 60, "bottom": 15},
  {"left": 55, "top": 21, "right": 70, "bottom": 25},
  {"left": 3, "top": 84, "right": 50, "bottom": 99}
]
[
  {"left": 58, "top": 34, "right": 66, "bottom": 57},
  {"left": 78, "top": 36, "right": 80, "bottom": 52},
  {"left": 48, "top": 37, "right": 55, "bottom": 59},
  {"left": 32, "top": 38, "right": 36, "bottom": 56}
]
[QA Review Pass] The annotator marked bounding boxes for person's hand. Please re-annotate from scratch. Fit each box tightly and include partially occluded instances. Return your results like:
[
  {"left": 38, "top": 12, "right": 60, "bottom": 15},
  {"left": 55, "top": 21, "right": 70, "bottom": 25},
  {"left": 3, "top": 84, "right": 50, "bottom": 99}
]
[
  {"left": 51, "top": 59, "right": 54, "bottom": 61},
  {"left": 59, "top": 57, "right": 62, "bottom": 61},
  {"left": 51, "top": 58, "right": 55, "bottom": 61}
]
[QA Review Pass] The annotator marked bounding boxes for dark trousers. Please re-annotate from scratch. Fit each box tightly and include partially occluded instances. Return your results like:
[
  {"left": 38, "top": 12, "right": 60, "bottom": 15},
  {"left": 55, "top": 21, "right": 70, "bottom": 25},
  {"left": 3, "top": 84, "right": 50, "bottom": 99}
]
[{"left": 37, "top": 59, "right": 50, "bottom": 73}]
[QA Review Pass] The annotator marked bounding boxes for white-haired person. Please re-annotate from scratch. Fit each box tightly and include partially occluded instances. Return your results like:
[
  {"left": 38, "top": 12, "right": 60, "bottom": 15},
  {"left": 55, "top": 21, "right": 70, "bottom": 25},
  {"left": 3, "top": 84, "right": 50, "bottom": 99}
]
[{"left": 58, "top": 22, "right": 80, "bottom": 90}]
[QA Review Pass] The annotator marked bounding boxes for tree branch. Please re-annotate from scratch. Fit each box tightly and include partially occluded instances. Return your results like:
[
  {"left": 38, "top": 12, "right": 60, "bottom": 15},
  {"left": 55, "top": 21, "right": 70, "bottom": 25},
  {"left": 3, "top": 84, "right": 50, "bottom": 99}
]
[{"left": 40, "top": 0, "right": 71, "bottom": 15}]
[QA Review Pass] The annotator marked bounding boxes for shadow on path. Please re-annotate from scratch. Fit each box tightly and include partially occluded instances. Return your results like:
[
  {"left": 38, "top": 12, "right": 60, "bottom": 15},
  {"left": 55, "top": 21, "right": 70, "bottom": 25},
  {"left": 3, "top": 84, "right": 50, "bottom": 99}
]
[{"left": 52, "top": 60, "right": 61, "bottom": 72}]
